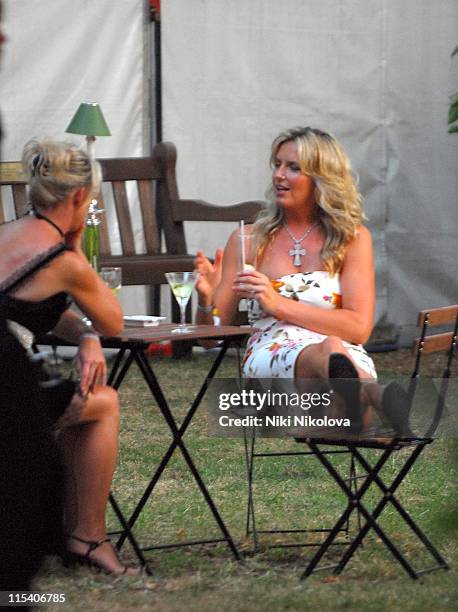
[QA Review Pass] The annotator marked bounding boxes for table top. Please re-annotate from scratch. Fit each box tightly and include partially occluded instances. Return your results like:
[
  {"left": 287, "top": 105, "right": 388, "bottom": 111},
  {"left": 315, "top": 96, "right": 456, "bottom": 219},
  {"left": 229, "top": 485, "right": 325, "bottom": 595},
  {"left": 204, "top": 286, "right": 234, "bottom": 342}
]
[
  {"left": 38, "top": 324, "right": 253, "bottom": 349},
  {"left": 103, "top": 323, "right": 253, "bottom": 345}
]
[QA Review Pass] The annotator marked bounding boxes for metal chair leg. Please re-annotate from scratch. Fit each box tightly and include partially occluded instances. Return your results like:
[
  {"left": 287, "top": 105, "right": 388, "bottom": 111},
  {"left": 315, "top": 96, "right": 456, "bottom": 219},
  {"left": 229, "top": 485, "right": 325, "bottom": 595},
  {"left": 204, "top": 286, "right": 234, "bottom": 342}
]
[
  {"left": 301, "top": 441, "right": 448, "bottom": 580},
  {"left": 244, "top": 428, "right": 259, "bottom": 551}
]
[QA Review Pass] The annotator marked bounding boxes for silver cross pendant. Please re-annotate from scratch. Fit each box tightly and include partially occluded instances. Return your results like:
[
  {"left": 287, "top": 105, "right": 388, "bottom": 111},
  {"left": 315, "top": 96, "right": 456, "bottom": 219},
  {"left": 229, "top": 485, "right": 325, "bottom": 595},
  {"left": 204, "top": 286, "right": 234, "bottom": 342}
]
[{"left": 289, "top": 242, "right": 306, "bottom": 267}]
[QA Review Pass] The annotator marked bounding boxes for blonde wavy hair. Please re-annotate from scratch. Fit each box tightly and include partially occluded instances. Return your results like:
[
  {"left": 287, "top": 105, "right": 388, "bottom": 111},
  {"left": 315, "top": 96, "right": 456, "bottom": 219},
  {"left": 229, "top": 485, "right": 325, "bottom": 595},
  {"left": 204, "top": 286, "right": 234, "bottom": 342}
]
[
  {"left": 22, "top": 138, "right": 102, "bottom": 211},
  {"left": 252, "top": 127, "right": 364, "bottom": 275}
]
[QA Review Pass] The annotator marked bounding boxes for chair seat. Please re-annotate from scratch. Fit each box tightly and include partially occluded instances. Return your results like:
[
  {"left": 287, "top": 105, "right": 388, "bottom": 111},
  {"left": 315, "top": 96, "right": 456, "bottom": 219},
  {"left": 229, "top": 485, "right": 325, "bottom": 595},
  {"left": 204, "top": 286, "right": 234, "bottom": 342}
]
[{"left": 293, "top": 432, "right": 432, "bottom": 449}]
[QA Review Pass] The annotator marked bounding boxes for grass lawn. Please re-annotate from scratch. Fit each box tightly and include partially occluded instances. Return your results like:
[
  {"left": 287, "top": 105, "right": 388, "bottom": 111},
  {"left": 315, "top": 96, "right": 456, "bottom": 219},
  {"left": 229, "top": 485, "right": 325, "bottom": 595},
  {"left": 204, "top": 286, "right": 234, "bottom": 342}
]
[{"left": 34, "top": 348, "right": 457, "bottom": 611}]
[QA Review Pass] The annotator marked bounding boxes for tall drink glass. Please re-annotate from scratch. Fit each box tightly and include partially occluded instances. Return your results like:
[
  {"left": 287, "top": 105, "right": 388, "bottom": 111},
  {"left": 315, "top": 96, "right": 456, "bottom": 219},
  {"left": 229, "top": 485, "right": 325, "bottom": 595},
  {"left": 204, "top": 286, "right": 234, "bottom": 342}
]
[{"left": 237, "top": 229, "right": 256, "bottom": 316}]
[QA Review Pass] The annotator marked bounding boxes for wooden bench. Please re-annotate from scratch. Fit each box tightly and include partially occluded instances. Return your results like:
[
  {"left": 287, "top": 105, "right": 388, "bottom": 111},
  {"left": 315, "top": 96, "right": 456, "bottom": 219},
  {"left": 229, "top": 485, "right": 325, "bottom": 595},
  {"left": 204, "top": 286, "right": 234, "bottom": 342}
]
[
  {"left": 0, "top": 141, "right": 264, "bottom": 325},
  {"left": 0, "top": 142, "right": 193, "bottom": 314}
]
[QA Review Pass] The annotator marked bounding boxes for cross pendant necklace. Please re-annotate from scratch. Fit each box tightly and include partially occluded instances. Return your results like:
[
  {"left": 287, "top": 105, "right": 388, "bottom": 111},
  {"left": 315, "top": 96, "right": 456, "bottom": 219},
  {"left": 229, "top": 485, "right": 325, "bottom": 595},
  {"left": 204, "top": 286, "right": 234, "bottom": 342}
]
[
  {"left": 283, "top": 220, "right": 318, "bottom": 267},
  {"left": 289, "top": 241, "right": 306, "bottom": 267}
]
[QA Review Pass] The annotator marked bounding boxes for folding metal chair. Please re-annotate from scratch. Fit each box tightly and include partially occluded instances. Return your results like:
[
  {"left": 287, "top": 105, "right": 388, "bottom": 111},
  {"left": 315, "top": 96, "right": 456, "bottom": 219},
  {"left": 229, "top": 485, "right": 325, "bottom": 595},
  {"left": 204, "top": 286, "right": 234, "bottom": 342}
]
[
  {"left": 244, "top": 373, "right": 363, "bottom": 551},
  {"left": 245, "top": 432, "right": 359, "bottom": 551},
  {"left": 300, "top": 305, "right": 456, "bottom": 580}
]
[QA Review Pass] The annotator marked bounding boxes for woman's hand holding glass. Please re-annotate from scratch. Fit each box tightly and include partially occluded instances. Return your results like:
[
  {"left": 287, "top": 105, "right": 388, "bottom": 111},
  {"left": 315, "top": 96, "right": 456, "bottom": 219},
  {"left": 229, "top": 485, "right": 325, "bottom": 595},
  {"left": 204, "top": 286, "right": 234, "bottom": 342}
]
[{"left": 233, "top": 268, "right": 282, "bottom": 318}]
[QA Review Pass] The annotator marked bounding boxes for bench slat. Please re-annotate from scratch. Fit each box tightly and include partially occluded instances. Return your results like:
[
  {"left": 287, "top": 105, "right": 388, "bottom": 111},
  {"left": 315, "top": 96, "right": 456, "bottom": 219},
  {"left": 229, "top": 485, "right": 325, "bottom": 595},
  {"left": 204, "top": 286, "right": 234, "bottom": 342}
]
[
  {"left": 97, "top": 190, "right": 111, "bottom": 255},
  {"left": 172, "top": 199, "right": 263, "bottom": 222},
  {"left": 99, "top": 253, "right": 195, "bottom": 285},
  {"left": 112, "top": 181, "right": 136, "bottom": 255},
  {"left": 0, "top": 161, "right": 25, "bottom": 184},
  {"left": 100, "top": 157, "right": 162, "bottom": 182},
  {"left": 138, "top": 179, "right": 160, "bottom": 253},
  {"left": 0, "top": 191, "right": 4, "bottom": 224},
  {"left": 13, "top": 185, "right": 28, "bottom": 218}
]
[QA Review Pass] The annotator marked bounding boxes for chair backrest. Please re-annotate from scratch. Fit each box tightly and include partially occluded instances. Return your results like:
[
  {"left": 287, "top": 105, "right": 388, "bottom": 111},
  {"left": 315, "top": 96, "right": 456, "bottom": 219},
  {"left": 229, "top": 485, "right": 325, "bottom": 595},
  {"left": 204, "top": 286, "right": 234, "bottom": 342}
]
[
  {"left": 97, "top": 156, "right": 163, "bottom": 259},
  {"left": 410, "top": 305, "right": 457, "bottom": 437},
  {"left": 96, "top": 144, "right": 196, "bottom": 287},
  {"left": 413, "top": 305, "right": 457, "bottom": 377}
]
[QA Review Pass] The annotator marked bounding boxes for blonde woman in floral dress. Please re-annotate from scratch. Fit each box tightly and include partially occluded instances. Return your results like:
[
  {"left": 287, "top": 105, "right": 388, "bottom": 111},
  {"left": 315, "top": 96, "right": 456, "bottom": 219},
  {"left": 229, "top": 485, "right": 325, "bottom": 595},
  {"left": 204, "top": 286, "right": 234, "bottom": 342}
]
[{"left": 195, "top": 127, "right": 410, "bottom": 434}]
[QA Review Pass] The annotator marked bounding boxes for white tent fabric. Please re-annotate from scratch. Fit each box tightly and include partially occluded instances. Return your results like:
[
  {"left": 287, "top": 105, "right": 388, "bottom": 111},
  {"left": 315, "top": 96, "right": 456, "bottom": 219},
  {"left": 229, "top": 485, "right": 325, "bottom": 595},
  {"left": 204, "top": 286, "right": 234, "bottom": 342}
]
[
  {"left": 2, "top": 0, "right": 145, "bottom": 160},
  {"left": 1, "top": 0, "right": 148, "bottom": 313},
  {"left": 162, "top": 0, "right": 458, "bottom": 344}
]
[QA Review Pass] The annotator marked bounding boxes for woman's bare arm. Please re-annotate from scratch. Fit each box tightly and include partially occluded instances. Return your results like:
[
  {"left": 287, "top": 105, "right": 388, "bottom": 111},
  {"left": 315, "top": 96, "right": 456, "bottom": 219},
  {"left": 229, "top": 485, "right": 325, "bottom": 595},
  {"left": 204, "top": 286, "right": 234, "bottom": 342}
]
[
  {"left": 213, "top": 230, "right": 246, "bottom": 325},
  {"left": 52, "top": 250, "right": 123, "bottom": 337},
  {"left": 194, "top": 229, "right": 247, "bottom": 326}
]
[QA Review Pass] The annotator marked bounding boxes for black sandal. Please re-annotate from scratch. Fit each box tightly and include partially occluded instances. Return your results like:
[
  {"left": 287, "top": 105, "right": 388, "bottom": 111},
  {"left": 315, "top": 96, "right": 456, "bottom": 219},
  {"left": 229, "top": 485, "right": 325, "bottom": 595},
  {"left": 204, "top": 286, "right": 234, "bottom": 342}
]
[
  {"left": 328, "top": 353, "right": 362, "bottom": 433},
  {"left": 65, "top": 533, "right": 133, "bottom": 575}
]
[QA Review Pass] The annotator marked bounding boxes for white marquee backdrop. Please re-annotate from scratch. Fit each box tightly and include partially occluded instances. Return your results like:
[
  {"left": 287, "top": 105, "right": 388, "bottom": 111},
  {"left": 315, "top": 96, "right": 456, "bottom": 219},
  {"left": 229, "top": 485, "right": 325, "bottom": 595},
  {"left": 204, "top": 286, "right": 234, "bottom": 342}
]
[
  {"left": 1, "top": 0, "right": 148, "bottom": 314},
  {"left": 162, "top": 0, "right": 458, "bottom": 343},
  {"left": 2, "top": 0, "right": 145, "bottom": 159}
]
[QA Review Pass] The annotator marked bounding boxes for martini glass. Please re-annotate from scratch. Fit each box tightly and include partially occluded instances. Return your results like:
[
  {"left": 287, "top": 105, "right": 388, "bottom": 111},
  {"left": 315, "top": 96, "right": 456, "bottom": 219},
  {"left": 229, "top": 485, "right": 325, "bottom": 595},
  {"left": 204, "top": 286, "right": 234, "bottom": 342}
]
[{"left": 165, "top": 271, "right": 199, "bottom": 333}]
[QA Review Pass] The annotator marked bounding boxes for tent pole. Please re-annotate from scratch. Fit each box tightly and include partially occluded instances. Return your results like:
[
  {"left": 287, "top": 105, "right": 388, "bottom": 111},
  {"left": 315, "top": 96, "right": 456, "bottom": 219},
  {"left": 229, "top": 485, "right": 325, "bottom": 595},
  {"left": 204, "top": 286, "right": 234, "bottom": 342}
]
[{"left": 153, "top": 5, "right": 162, "bottom": 143}]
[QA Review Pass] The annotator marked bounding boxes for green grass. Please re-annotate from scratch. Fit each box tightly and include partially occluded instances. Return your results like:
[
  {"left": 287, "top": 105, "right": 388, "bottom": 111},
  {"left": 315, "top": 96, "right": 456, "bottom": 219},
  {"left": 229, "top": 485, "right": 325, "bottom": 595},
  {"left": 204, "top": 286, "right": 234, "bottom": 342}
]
[{"left": 34, "top": 349, "right": 457, "bottom": 611}]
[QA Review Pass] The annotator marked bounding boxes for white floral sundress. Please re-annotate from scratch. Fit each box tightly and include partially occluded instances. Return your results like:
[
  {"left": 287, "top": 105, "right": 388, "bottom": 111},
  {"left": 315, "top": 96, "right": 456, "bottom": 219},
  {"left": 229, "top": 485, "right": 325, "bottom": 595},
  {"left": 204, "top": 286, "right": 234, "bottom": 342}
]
[{"left": 241, "top": 271, "right": 377, "bottom": 379}]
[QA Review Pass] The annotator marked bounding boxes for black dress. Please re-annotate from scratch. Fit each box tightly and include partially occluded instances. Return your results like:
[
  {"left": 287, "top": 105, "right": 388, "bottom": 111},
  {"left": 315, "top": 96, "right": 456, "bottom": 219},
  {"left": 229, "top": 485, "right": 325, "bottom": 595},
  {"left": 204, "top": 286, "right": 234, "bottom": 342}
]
[{"left": 0, "top": 244, "right": 73, "bottom": 590}]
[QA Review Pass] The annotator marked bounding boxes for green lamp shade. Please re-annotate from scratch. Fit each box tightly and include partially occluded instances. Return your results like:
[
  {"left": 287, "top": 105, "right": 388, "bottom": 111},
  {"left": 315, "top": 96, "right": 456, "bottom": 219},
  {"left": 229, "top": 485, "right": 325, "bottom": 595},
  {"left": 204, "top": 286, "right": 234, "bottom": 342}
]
[{"left": 65, "top": 102, "right": 111, "bottom": 137}]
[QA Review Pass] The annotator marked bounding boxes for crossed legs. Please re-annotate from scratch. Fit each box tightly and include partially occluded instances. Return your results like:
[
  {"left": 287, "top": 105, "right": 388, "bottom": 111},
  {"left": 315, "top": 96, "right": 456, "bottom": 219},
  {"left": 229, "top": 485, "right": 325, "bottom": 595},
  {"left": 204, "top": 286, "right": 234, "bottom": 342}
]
[
  {"left": 295, "top": 336, "right": 376, "bottom": 430},
  {"left": 294, "top": 336, "right": 412, "bottom": 435}
]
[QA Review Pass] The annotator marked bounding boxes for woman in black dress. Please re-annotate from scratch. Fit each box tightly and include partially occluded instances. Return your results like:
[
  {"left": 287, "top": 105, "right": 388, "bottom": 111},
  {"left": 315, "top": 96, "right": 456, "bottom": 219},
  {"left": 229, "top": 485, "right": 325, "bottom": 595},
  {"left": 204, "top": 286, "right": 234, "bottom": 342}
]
[{"left": 0, "top": 138, "right": 137, "bottom": 576}]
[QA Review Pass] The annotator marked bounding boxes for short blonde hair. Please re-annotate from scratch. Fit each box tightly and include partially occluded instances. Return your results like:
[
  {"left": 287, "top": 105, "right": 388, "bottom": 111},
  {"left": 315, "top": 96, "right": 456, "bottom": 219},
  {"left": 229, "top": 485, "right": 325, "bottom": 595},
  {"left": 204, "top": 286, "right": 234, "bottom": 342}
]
[
  {"left": 22, "top": 138, "right": 102, "bottom": 210},
  {"left": 253, "top": 127, "right": 364, "bottom": 275}
]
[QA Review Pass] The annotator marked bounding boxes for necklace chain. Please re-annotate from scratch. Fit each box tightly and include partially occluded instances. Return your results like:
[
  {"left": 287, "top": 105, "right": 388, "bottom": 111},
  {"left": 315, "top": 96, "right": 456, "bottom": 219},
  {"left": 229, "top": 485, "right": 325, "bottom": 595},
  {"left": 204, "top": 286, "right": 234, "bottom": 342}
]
[
  {"left": 31, "top": 207, "right": 65, "bottom": 239},
  {"left": 283, "top": 220, "right": 317, "bottom": 244},
  {"left": 283, "top": 220, "right": 318, "bottom": 267}
]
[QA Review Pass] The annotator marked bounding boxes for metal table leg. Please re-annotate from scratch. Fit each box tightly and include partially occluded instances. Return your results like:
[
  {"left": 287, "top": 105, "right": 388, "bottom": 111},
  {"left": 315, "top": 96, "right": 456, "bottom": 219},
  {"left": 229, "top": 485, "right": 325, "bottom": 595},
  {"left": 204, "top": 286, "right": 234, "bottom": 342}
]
[{"left": 114, "top": 339, "right": 241, "bottom": 561}]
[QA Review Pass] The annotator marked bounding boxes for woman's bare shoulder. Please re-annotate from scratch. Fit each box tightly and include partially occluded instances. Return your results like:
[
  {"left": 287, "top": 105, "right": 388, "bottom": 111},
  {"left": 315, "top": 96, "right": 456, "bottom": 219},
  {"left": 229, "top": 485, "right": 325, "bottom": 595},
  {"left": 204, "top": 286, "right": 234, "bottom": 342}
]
[
  {"left": 348, "top": 224, "right": 373, "bottom": 249},
  {"left": 356, "top": 224, "right": 372, "bottom": 239},
  {"left": 342, "top": 225, "right": 374, "bottom": 271},
  {"left": 51, "top": 249, "right": 90, "bottom": 283}
]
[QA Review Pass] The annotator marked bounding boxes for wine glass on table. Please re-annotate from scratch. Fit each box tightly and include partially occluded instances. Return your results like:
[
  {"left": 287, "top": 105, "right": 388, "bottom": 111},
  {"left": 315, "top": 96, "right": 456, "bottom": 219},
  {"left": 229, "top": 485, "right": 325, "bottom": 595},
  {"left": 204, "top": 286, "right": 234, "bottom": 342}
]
[
  {"left": 100, "top": 266, "right": 122, "bottom": 298},
  {"left": 165, "top": 271, "right": 199, "bottom": 333},
  {"left": 82, "top": 267, "right": 122, "bottom": 328}
]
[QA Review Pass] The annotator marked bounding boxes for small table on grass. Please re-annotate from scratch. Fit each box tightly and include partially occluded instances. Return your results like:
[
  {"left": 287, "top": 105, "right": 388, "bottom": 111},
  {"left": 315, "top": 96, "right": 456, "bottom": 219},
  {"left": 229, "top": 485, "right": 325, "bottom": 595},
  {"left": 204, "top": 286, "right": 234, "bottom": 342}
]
[{"left": 101, "top": 324, "right": 252, "bottom": 570}]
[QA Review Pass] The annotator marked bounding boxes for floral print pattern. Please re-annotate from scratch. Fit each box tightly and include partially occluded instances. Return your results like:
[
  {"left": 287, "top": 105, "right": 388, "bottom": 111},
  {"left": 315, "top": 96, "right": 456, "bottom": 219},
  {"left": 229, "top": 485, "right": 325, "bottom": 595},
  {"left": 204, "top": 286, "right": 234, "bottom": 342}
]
[{"left": 242, "top": 271, "right": 377, "bottom": 379}]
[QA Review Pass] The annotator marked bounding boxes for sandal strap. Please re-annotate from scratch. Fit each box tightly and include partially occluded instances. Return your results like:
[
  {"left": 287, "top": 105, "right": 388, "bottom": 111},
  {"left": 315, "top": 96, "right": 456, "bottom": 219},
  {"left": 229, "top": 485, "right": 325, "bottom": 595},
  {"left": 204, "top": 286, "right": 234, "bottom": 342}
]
[{"left": 67, "top": 533, "right": 111, "bottom": 556}]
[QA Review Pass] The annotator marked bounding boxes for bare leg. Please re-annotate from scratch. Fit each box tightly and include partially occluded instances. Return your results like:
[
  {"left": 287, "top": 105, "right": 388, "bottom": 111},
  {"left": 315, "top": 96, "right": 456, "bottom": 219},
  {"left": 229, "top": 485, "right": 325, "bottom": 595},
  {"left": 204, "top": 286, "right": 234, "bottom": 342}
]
[
  {"left": 295, "top": 336, "right": 372, "bottom": 381},
  {"left": 59, "top": 430, "right": 78, "bottom": 533},
  {"left": 58, "top": 385, "right": 138, "bottom": 575},
  {"left": 295, "top": 337, "right": 376, "bottom": 429}
]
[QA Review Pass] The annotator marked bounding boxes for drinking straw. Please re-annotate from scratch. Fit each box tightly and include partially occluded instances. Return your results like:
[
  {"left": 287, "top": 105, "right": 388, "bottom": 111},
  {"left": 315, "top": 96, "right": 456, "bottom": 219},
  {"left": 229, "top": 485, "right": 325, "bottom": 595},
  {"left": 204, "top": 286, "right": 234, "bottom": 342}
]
[{"left": 240, "top": 220, "right": 246, "bottom": 269}]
